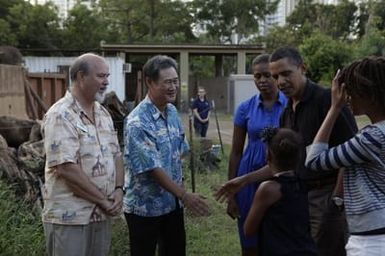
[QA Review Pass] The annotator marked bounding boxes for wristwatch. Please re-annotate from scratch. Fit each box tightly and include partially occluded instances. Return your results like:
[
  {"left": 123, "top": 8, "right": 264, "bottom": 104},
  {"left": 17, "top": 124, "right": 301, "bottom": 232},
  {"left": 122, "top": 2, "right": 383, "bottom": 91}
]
[
  {"left": 115, "top": 185, "right": 126, "bottom": 195},
  {"left": 332, "top": 196, "right": 344, "bottom": 211}
]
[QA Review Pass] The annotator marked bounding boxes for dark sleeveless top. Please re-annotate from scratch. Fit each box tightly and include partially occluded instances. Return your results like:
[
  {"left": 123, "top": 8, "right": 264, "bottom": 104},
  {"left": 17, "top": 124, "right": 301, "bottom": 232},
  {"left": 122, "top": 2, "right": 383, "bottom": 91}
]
[{"left": 258, "top": 175, "right": 318, "bottom": 256}]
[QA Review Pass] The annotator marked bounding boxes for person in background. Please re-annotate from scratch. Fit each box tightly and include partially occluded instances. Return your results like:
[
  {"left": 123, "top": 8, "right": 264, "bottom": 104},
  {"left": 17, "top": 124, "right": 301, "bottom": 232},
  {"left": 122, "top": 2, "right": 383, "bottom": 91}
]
[
  {"left": 192, "top": 86, "right": 210, "bottom": 137},
  {"left": 123, "top": 55, "right": 209, "bottom": 256},
  {"left": 41, "top": 53, "right": 124, "bottom": 256},
  {"left": 245, "top": 127, "right": 317, "bottom": 256},
  {"left": 306, "top": 57, "right": 385, "bottom": 256},
  {"left": 227, "top": 53, "right": 287, "bottom": 255},
  {"left": 216, "top": 47, "right": 358, "bottom": 256}
]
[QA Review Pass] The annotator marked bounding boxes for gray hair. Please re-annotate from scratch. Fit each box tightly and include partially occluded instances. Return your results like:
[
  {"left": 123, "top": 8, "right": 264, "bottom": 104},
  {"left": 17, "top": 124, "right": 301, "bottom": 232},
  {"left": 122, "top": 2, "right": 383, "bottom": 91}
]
[
  {"left": 143, "top": 55, "right": 178, "bottom": 82},
  {"left": 69, "top": 53, "right": 103, "bottom": 82}
]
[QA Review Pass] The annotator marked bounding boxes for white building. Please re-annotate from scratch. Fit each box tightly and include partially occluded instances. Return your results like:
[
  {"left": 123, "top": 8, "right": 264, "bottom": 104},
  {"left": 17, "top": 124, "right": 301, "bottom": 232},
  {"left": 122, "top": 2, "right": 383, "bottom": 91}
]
[
  {"left": 24, "top": 56, "right": 127, "bottom": 101},
  {"left": 28, "top": 0, "right": 96, "bottom": 19},
  {"left": 263, "top": 0, "right": 344, "bottom": 34}
]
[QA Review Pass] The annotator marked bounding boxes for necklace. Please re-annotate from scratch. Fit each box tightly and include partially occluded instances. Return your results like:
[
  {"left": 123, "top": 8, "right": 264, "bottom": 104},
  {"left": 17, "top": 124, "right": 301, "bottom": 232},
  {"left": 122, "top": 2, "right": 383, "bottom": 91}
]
[{"left": 273, "top": 170, "right": 295, "bottom": 177}]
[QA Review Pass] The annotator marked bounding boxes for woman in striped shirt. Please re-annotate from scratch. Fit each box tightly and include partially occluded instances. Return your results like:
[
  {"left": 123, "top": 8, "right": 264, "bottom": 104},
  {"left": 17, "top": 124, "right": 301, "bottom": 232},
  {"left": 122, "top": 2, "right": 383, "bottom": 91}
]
[{"left": 305, "top": 56, "right": 385, "bottom": 256}]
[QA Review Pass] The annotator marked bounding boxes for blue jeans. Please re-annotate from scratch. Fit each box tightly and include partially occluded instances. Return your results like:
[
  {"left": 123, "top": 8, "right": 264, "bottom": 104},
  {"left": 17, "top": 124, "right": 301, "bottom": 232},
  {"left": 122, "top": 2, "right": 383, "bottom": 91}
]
[{"left": 194, "top": 121, "right": 209, "bottom": 137}]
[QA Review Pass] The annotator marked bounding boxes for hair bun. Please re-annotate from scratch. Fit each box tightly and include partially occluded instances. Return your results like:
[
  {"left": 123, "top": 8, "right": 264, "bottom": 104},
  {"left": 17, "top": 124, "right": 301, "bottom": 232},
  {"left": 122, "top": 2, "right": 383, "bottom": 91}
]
[{"left": 260, "top": 127, "right": 278, "bottom": 143}]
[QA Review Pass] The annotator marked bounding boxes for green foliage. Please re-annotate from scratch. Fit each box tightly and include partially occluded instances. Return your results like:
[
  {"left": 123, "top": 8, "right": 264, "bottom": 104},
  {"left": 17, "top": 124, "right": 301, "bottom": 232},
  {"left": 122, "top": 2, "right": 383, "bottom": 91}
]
[
  {"left": 0, "top": 181, "right": 45, "bottom": 255},
  {"left": 0, "top": 19, "right": 17, "bottom": 45},
  {"left": 300, "top": 32, "right": 353, "bottom": 84},
  {"left": 61, "top": 4, "right": 110, "bottom": 49},
  {"left": 354, "top": 27, "right": 385, "bottom": 57},
  {"left": 256, "top": 24, "right": 307, "bottom": 53},
  {"left": 99, "top": 0, "right": 196, "bottom": 44},
  {"left": 191, "top": 0, "right": 279, "bottom": 43},
  {"left": 0, "top": 144, "right": 240, "bottom": 255},
  {"left": 354, "top": 1, "right": 385, "bottom": 58},
  {"left": 287, "top": 0, "right": 358, "bottom": 40},
  {"left": 6, "top": 2, "right": 62, "bottom": 49}
]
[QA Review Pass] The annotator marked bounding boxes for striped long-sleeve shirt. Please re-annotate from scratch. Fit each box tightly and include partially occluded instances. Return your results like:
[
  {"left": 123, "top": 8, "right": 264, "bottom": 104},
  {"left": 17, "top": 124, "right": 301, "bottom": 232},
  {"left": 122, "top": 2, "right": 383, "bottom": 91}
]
[{"left": 305, "top": 121, "right": 385, "bottom": 233}]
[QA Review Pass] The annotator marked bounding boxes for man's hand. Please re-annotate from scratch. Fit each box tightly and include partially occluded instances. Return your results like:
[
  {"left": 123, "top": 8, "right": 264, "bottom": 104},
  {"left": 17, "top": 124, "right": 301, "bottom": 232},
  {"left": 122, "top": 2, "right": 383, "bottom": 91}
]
[
  {"left": 106, "top": 189, "right": 124, "bottom": 216},
  {"left": 99, "top": 198, "right": 114, "bottom": 215},
  {"left": 214, "top": 176, "right": 246, "bottom": 203},
  {"left": 182, "top": 193, "right": 210, "bottom": 217},
  {"left": 226, "top": 197, "right": 239, "bottom": 219}
]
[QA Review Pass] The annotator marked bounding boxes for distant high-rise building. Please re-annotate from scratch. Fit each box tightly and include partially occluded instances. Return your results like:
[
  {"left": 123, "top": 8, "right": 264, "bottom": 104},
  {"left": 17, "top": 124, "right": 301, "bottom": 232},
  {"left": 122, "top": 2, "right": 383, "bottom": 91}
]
[
  {"left": 28, "top": 0, "right": 96, "bottom": 19},
  {"left": 262, "top": 0, "right": 344, "bottom": 35}
]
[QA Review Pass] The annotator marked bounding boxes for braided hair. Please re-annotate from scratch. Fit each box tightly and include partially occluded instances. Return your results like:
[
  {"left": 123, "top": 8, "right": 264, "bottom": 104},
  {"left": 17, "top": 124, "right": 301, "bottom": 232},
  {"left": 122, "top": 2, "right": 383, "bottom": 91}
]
[
  {"left": 261, "top": 127, "right": 303, "bottom": 171},
  {"left": 338, "top": 56, "right": 385, "bottom": 109}
]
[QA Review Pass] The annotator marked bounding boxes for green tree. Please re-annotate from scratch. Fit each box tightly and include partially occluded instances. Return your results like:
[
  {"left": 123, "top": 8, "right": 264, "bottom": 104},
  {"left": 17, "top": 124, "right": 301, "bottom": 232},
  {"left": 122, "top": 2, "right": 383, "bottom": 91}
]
[
  {"left": 354, "top": 0, "right": 385, "bottom": 57},
  {"left": 190, "top": 0, "right": 279, "bottom": 43},
  {"left": 0, "top": 0, "right": 23, "bottom": 17},
  {"left": 0, "top": 19, "right": 17, "bottom": 45},
  {"left": 255, "top": 24, "right": 308, "bottom": 53},
  {"left": 99, "top": 0, "right": 196, "bottom": 43},
  {"left": 61, "top": 4, "right": 111, "bottom": 49},
  {"left": 6, "top": 2, "right": 62, "bottom": 50},
  {"left": 287, "top": 0, "right": 357, "bottom": 40},
  {"left": 300, "top": 31, "right": 353, "bottom": 84}
]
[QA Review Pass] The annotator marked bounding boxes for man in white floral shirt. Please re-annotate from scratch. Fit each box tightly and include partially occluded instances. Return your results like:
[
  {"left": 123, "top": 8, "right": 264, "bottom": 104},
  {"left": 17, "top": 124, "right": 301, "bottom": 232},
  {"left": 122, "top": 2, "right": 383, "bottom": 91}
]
[
  {"left": 123, "top": 55, "right": 209, "bottom": 256},
  {"left": 41, "top": 53, "right": 124, "bottom": 256}
]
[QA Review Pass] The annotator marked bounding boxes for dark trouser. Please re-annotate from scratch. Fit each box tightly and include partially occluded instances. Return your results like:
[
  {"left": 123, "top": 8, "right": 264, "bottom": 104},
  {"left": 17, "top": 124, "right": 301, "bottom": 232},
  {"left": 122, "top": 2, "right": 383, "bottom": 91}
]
[
  {"left": 124, "top": 208, "right": 186, "bottom": 256},
  {"left": 308, "top": 184, "right": 347, "bottom": 256},
  {"left": 194, "top": 121, "right": 209, "bottom": 137}
]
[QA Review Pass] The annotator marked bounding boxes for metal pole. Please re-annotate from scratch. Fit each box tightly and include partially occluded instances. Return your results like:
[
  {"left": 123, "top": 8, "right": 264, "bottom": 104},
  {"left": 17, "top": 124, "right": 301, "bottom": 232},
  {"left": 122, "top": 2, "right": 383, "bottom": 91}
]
[
  {"left": 188, "top": 111, "right": 196, "bottom": 192},
  {"left": 212, "top": 100, "right": 224, "bottom": 155}
]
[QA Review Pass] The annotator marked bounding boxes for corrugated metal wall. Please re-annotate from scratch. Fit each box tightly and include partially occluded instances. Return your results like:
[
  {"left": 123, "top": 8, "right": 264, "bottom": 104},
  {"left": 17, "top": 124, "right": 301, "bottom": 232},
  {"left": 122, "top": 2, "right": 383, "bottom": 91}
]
[{"left": 24, "top": 56, "right": 126, "bottom": 101}]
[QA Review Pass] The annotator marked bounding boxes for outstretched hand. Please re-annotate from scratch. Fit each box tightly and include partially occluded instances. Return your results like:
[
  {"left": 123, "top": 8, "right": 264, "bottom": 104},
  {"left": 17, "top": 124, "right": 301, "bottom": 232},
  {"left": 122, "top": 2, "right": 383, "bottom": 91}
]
[
  {"left": 214, "top": 176, "right": 246, "bottom": 203},
  {"left": 183, "top": 192, "right": 210, "bottom": 217}
]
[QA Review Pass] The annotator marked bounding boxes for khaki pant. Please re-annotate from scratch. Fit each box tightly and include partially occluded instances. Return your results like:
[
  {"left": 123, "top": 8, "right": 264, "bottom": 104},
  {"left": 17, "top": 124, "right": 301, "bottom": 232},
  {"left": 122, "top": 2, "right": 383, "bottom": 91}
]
[{"left": 43, "top": 219, "right": 112, "bottom": 256}]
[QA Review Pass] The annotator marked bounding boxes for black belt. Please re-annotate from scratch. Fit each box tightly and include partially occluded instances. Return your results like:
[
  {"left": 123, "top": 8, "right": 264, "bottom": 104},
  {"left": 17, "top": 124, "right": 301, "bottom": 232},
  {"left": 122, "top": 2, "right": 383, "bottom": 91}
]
[{"left": 305, "top": 176, "right": 337, "bottom": 190}]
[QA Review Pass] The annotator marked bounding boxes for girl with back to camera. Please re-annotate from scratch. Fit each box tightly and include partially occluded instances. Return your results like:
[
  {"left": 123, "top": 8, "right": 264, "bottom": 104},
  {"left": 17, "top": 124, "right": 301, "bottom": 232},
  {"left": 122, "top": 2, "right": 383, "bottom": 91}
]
[
  {"left": 244, "top": 127, "right": 317, "bottom": 256},
  {"left": 306, "top": 57, "right": 385, "bottom": 255}
]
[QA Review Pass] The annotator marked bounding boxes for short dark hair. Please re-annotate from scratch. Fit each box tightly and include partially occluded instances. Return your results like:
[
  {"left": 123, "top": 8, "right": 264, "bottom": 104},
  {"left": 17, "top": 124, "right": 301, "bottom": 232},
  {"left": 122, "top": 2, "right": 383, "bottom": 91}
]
[
  {"left": 339, "top": 56, "right": 385, "bottom": 109},
  {"left": 270, "top": 46, "right": 303, "bottom": 66},
  {"left": 252, "top": 53, "right": 270, "bottom": 66},
  {"left": 143, "top": 55, "right": 178, "bottom": 82},
  {"left": 266, "top": 128, "right": 303, "bottom": 171}
]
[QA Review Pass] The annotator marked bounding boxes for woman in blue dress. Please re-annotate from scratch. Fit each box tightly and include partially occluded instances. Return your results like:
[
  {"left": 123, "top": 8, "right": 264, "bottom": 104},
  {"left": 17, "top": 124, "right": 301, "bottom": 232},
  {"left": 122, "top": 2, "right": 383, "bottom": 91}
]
[{"left": 227, "top": 54, "right": 287, "bottom": 255}]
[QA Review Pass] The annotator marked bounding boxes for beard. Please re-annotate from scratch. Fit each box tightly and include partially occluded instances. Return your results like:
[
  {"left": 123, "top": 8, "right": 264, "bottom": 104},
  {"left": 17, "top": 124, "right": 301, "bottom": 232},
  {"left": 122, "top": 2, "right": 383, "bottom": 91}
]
[{"left": 95, "top": 91, "right": 106, "bottom": 103}]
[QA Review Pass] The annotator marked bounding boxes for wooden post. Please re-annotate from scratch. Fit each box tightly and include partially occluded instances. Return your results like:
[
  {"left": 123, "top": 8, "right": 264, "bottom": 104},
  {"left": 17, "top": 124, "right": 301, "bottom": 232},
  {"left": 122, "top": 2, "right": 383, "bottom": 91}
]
[
  {"left": 212, "top": 100, "right": 224, "bottom": 155},
  {"left": 188, "top": 111, "right": 196, "bottom": 193}
]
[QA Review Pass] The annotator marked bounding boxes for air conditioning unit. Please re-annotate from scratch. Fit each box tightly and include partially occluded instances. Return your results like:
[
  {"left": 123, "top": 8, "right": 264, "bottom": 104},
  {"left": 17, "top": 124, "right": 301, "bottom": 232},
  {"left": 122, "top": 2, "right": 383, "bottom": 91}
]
[{"left": 123, "top": 63, "right": 132, "bottom": 73}]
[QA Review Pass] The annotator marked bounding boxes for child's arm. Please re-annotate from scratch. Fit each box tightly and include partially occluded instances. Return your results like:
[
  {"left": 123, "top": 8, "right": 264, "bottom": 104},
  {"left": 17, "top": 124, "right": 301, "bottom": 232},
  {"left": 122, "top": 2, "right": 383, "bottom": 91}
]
[{"left": 244, "top": 180, "right": 281, "bottom": 238}]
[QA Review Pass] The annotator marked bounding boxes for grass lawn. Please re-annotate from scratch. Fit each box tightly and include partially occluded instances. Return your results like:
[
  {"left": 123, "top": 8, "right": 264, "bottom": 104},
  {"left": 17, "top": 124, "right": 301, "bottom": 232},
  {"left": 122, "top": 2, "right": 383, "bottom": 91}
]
[
  {"left": 110, "top": 143, "right": 241, "bottom": 255},
  {"left": 0, "top": 115, "right": 371, "bottom": 255}
]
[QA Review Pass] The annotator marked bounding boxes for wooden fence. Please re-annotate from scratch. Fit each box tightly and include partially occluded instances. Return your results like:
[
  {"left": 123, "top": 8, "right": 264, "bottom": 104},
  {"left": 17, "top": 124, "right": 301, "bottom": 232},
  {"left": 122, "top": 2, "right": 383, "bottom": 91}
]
[
  {"left": 0, "top": 64, "right": 28, "bottom": 118},
  {"left": 0, "top": 64, "right": 67, "bottom": 120}
]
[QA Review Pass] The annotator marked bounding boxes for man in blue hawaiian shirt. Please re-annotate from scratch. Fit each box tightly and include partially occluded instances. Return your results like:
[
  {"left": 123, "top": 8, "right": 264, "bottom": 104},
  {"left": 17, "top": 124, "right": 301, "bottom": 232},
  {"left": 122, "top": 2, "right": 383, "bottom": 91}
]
[{"left": 123, "top": 55, "right": 209, "bottom": 256}]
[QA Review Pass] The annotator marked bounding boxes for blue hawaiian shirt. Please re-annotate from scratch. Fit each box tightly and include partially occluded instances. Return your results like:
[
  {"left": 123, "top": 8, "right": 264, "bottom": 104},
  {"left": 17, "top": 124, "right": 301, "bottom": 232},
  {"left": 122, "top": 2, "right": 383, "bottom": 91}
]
[{"left": 123, "top": 96, "right": 189, "bottom": 217}]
